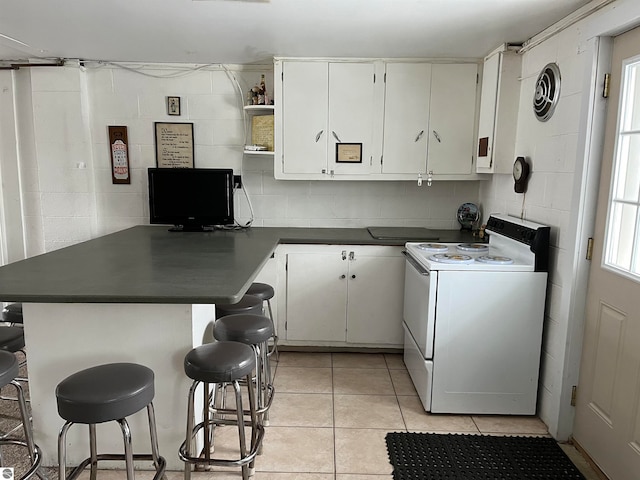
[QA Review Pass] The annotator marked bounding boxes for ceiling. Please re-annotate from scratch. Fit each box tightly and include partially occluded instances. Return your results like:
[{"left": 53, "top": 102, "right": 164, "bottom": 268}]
[{"left": 0, "top": 0, "right": 595, "bottom": 65}]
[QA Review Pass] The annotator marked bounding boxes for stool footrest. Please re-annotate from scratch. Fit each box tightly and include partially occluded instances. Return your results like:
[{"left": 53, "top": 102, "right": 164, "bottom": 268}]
[
  {"left": 64, "top": 454, "right": 166, "bottom": 480},
  {"left": 179, "top": 422, "right": 264, "bottom": 468},
  {"left": 0, "top": 439, "right": 42, "bottom": 480}
]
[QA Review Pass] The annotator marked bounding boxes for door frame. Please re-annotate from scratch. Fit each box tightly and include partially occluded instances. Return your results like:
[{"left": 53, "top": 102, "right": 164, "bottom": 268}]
[{"left": 560, "top": 8, "right": 640, "bottom": 440}]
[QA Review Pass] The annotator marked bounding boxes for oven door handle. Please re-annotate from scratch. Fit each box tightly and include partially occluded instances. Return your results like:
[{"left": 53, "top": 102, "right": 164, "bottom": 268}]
[{"left": 402, "top": 250, "right": 430, "bottom": 276}]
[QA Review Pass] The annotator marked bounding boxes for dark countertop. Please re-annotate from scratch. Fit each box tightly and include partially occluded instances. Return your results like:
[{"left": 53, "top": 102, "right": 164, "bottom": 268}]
[{"left": 0, "top": 226, "right": 478, "bottom": 304}]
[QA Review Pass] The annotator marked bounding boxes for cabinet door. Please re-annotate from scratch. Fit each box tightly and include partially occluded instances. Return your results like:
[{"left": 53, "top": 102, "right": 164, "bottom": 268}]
[
  {"left": 476, "top": 53, "right": 500, "bottom": 171},
  {"left": 346, "top": 249, "right": 405, "bottom": 345},
  {"left": 281, "top": 61, "right": 329, "bottom": 175},
  {"left": 286, "top": 252, "right": 347, "bottom": 342},
  {"left": 328, "top": 62, "right": 377, "bottom": 175},
  {"left": 427, "top": 63, "right": 478, "bottom": 175},
  {"left": 382, "top": 63, "right": 432, "bottom": 174}
]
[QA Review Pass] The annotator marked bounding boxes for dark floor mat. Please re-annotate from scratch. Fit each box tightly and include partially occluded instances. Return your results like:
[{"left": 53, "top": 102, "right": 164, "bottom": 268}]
[{"left": 385, "top": 432, "right": 585, "bottom": 479}]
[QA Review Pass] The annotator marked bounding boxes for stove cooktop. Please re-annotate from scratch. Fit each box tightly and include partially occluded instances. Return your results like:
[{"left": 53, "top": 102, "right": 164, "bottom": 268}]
[{"left": 405, "top": 242, "right": 533, "bottom": 272}]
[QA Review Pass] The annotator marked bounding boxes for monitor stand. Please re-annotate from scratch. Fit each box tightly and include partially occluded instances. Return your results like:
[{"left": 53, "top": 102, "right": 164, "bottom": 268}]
[{"left": 169, "top": 224, "right": 215, "bottom": 232}]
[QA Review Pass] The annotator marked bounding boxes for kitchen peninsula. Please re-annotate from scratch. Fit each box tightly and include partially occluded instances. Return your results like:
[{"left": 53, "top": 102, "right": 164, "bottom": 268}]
[{"left": 0, "top": 225, "right": 475, "bottom": 468}]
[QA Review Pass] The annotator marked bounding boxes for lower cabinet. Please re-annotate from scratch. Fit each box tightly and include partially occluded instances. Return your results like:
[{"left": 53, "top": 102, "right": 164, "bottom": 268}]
[{"left": 277, "top": 244, "right": 405, "bottom": 348}]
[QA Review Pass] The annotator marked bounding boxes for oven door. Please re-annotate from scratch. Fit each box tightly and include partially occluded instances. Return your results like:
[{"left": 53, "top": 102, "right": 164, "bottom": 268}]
[{"left": 402, "top": 251, "right": 437, "bottom": 359}]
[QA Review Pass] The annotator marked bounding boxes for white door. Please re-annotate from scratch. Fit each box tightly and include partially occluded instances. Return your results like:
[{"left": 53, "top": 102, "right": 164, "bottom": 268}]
[
  {"left": 345, "top": 249, "right": 405, "bottom": 345},
  {"left": 382, "top": 63, "right": 432, "bottom": 174},
  {"left": 573, "top": 26, "right": 640, "bottom": 480},
  {"left": 281, "top": 61, "right": 329, "bottom": 175},
  {"left": 285, "top": 252, "right": 347, "bottom": 342},
  {"left": 427, "top": 63, "right": 478, "bottom": 175}
]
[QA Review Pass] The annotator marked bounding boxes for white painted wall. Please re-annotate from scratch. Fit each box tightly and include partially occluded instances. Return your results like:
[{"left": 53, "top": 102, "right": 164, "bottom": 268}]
[{"left": 479, "top": 0, "right": 640, "bottom": 441}]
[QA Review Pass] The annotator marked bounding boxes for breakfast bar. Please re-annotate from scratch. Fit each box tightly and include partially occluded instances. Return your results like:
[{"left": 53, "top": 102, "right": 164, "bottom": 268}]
[{"left": 0, "top": 225, "right": 474, "bottom": 469}]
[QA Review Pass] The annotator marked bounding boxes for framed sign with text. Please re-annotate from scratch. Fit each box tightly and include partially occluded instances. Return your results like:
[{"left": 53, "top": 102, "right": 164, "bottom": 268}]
[
  {"left": 108, "top": 126, "right": 131, "bottom": 184},
  {"left": 336, "top": 143, "right": 363, "bottom": 163},
  {"left": 154, "top": 122, "right": 194, "bottom": 168}
]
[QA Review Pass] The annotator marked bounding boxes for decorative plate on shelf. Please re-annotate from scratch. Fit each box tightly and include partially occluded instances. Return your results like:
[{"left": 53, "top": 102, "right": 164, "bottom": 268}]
[{"left": 456, "top": 203, "right": 480, "bottom": 231}]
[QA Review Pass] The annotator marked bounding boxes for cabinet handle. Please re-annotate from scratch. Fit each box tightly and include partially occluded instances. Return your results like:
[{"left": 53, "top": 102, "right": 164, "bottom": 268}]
[
  {"left": 432, "top": 130, "right": 441, "bottom": 143},
  {"left": 342, "top": 250, "right": 347, "bottom": 260},
  {"left": 427, "top": 170, "right": 433, "bottom": 187},
  {"left": 322, "top": 168, "right": 326, "bottom": 174},
  {"left": 349, "top": 251, "right": 355, "bottom": 261},
  {"left": 332, "top": 131, "right": 342, "bottom": 143},
  {"left": 351, "top": 274, "right": 356, "bottom": 279},
  {"left": 315, "top": 130, "right": 324, "bottom": 142},
  {"left": 340, "top": 274, "right": 346, "bottom": 279},
  {"left": 414, "top": 130, "right": 424, "bottom": 142}
]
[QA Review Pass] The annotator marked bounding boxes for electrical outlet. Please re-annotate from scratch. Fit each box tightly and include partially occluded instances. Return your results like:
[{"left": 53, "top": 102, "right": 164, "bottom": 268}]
[{"left": 233, "top": 175, "right": 242, "bottom": 189}]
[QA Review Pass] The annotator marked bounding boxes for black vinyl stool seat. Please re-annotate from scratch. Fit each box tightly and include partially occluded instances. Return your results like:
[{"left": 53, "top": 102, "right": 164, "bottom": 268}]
[
  {"left": 0, "top": 326, "right": 25, "bottom": 353},
  {"left": 56, "top": 363, "right": 166, "bottom": 480},
  {"left": 215, "top": 294, "right": 262, "bottom": 319},
  {"left": 245, "top": 283, "right": 278, "bottom": 359},
  {"left": 2, "top": 303, "right": 23, "bottom": 325},
  {"left": 213, "top": 314, "right": 275, "bottom": 426},
  {"left": 180, "top": 341, "right": 264, "bottom": 480},
  {"left": 0, "top": 326, "right": 27, "bottom": 404},
  {"left": 245, "top": 283, "right": 274, "bottom": 303},
  {"left": 0, "top": 350, "right": 41, "bottom": 480}
]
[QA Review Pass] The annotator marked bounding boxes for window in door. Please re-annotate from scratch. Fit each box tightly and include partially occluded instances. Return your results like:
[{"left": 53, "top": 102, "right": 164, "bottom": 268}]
[{"left": 605, "top": 55, "right": 640, "bottom": 279}]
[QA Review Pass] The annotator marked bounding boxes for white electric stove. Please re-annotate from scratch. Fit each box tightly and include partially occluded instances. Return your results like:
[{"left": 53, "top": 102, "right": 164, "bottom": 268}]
[{"left": 402, "top": 214, "right": 550, "bottom": 414}]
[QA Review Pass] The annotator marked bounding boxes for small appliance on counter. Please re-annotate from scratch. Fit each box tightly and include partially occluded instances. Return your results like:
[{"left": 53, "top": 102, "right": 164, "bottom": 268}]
[{"left": 456, "top": 202, "right": 480, "bottom": 231}]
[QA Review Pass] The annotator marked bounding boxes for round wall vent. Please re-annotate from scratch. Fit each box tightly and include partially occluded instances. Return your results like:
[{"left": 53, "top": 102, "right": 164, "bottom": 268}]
[{"left": 533, "top": 63, "right": 561, "bottom": 122}]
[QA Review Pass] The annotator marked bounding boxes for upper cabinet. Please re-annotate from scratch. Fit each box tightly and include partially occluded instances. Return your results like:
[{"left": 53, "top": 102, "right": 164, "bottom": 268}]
[
  {"left": 274, "top": 58, "right": 484, "bottom": 182},
  {"left": 381, "top": 63, "right": 432, "bottom": 175},
  {"left": 476, "top": 47, "right": 522, "bottom": 174},
  {"left": 427, "top": 63, "right": 479, "bottom": 176},
  {"left": 275, "top": 60, "right": 383, "bottom": 179}
]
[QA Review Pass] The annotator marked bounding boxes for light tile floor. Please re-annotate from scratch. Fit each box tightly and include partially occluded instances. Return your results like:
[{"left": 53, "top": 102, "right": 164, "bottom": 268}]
[{"left": 75, "top": 351, "right": 604, "bottom": 480}]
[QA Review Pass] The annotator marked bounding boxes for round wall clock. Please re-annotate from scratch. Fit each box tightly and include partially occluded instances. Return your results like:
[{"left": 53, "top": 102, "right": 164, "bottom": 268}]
[{"left": 513, "top": 157, "right": 530, "bottom": 193}]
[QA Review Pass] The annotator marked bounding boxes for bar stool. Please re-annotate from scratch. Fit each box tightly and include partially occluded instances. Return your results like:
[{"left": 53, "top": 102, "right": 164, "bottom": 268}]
[
  {"left": 0, "top": 326, "right": 28, "bottom": 407},
  {"left": 246, "top": 283, "right": 278, "bottom": 359},
  {"left": 0, "top": 350, "right": 41, "bottom": 480},
  {"left": 179, "top": 341, "right": 264, "bottom": 480},
  {"left": 213, "top": 314, "right": 275, "bottom": 425},
  {"left": 56, "top": 363, "right": 166, "bottom": 480},
  {"left": 2, "top": 303, "right": 23, "bottom": 325},
  {"left": 215, "top": 294, "right": 262, "bottom": 319}
]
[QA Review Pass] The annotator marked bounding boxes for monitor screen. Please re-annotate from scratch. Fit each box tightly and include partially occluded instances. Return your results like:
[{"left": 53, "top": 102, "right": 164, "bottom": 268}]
[{"left": 148, "top": 168, "right": 234, "bottom": 231}]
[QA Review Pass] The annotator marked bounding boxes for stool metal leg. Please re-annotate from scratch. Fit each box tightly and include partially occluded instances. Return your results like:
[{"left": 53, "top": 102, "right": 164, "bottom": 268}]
[
  {"left": 232, "top": 380, "right": 249, "bottom": 480},
  {"left": 89, "top": 424, "right": 98, "bottom": 480},
  {"left": 184, "top": 381, "right": 198, "bottom": 480},
  {"left": 116, "top": 418, "right": 134, "bottom": 480},
  {"left": 58, "top": 422, "right": 72, "bottom": 480},
  {"left": 146, "top": 402, "right": 164, "bottom": 475},
  {"left": 265, "top": 299, "right": 278, "bottom": 361}
]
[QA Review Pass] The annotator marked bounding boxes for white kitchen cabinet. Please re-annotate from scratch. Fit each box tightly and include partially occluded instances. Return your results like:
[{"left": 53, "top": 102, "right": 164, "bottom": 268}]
[
  {"left": 476, "top": 47, "right": 521, "bottom": 174},
  {"left": 277, "top": 61, "right": 328, "bottom": 176},
  {"left": 275, "top": 60, "right": 382, "bottom": 179},
  {"left": 281, "top": 244, "right": 404, "bottom": 347},
  {"left": 381, "top": 63, "right": 432, "bottom": 175},
  {"left": 427, "top": 63, "right": 479, "bottom": 176},
  {"left": 275, "top": 57, "right": 483, "bottom": 182}
]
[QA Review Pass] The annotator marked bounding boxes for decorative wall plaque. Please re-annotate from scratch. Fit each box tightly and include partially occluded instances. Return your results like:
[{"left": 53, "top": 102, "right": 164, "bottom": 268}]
[
  {"left": 154, "top": 122, "right": 194, "bottom": 168},
  {"left": 108, "top": 126, "right": 131, "bottom": 184}
]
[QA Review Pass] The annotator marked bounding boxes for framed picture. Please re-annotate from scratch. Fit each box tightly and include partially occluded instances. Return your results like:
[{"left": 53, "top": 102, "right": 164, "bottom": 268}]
[
  {"left": 108, "top": 126, "right": 131, "bottom": 184},
  {"left": 154, "top": 122, "right": 194, "bottom": 168},
  {"left": 336, "top": 143, "right": 363, "bottom": 163},
  {"left": 167, "top": 96, "right": 181, "bottom": 116}
]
